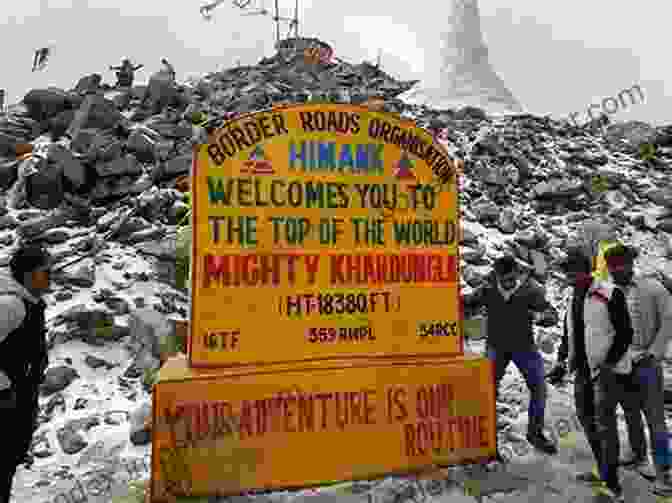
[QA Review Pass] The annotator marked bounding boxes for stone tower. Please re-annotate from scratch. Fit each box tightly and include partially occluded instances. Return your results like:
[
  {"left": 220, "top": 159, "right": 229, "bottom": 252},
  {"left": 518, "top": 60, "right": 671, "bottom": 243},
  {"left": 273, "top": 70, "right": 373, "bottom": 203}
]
[{"left": 401, "top": 0, "right": 523, "bottom": 114}]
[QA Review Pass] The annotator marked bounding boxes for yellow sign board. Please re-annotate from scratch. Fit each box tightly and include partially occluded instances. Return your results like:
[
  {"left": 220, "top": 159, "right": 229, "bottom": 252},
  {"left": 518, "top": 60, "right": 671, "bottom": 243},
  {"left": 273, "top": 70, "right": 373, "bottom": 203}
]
[
  {"left": 190, "top": 104, "right": 463, "bottom": 367},
  {"left": 150, "top": 354, "right": 496, "bottom": 501}
]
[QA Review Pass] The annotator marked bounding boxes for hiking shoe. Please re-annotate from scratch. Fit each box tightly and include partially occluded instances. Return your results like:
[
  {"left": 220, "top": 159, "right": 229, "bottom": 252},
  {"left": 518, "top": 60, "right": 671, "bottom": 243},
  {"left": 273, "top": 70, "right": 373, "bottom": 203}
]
[
  {"left": 526, "top": 431, "right": 558, "bottom": 455},
  {"left": 575, "top": 467, "right": 603, "bottom": 485},
  {"left": 652, "top": 472, "right": 672, "bottom": 496},
  {"left": 594, "top": 484, "right": 624, "bottom": 502},
  {"left": 635, "top": 460, "right": 657, "bottom": 481}
]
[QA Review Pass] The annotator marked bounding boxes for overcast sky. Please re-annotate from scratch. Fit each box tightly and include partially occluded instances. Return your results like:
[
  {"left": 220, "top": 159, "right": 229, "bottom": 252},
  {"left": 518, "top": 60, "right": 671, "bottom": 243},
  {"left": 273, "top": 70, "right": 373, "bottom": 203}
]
[{"left": 1, "top": 0, "right": 669, "bottom": 126}]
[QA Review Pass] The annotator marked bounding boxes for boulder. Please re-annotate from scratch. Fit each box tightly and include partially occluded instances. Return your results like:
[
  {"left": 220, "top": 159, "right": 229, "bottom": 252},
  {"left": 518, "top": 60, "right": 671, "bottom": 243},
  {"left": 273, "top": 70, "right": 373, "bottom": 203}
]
[
  {"left": 145, "top": 71, "right": 178, "bottom": 113},
  {"left": 647, "top": 188, "right": 672, "bottom": 209},
  {"left": 162, "top": 153, "right": 191, "bottom": 176},
  {"left": 40, "top": 366, "right": 80, "bottom": 396},
  {"left": 126, "top": 128, "right": 159, "bottom": 162},
  {"left": 659, "top": 218, "right": 672, "bottom": 234},
  {"left": 85, "top": 95, "right": 124, "bottom": 130},
  {"left": 48, "top": 109, "right": 76, "bottom": 138},
  {"left": 48, "top": 143, "right": 86, "bottom": 188},
  {"left": 23, "top": 88, "right": 73, "bottom": 122},
  {"left": 128, "top": 308, "right": 172, "bottom": 361},
  {"left": 95, "top": 153, "right": 142, "bottom": 177},
  {"left": 27, "top": 159, "right": 64, "bottom": 210},
  {"left": 0, "top": 132, "right": 21, "bottom": 156},
  {"left": 0, "top": 159, "right": 18, "bottom": 190},
  {"left": 57, "top": 417, "right": 100, "bottom": 454},
  {"left": 73, "top": 74, "right": 102, "bottom": 94}
]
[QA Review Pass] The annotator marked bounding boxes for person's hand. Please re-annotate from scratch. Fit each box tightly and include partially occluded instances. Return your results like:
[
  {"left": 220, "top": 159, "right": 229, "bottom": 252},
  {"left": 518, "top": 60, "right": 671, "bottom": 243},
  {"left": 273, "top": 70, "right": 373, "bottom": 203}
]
[
  {"left": 535, "top": 309, "right": 558, "bottom": 327},
  {"left": 546, "top": 363, "right": 567, "bottom": 385}
]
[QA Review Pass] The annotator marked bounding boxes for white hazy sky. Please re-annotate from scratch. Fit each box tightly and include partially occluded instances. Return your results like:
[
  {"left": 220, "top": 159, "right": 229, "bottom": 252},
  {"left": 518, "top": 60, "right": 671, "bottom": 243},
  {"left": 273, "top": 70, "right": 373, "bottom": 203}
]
[{"left": 1, "top": 0, "right": 669, "bottom": 125}]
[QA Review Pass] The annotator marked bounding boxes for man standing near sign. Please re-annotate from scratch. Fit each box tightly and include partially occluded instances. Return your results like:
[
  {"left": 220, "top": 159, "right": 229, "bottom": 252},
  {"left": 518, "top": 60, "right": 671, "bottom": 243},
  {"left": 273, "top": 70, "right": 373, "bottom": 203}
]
[
  {"left": 548, "top": 248, "right": 609, "bottom": 483},
  {"left": 602, "top": 244, "right": 672, "bottom": 496},
  {"left": 469, "top": 255, "right": 559, "bottom": 457}
]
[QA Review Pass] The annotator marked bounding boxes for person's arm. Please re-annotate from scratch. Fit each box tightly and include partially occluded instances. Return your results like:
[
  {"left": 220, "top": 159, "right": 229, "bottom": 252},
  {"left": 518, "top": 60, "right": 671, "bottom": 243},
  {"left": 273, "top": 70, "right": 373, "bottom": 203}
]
[
  {"left": 604, "top": 288, "right": 633, "bottom": 365},
  {"left": 32, "top": 305, "right": 49, "bottom": 382},
  {"left": 110, "top": 65, "right": 121, "bottom": 70},
  {"left": 134, "top": 64, "right": 144, "bottom": 70},
  {"left": 647, "top": 280, "right": 672, "bottom": 361},
  {"left": 557, "top": 313, "right": 569, "bottom": 363},
  {"left": 0, "top": 296, "right": 26, "bottom": 389},
  {"left": 546, "top": 310, "right": 569, "bottom": 384}
]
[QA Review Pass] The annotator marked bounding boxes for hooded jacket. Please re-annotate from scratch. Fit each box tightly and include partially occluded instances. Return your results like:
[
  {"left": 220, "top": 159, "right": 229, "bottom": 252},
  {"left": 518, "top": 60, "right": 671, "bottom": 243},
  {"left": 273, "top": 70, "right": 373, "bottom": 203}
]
[{"left": 0, "top": 272, "right": 47, "bottom": 390}]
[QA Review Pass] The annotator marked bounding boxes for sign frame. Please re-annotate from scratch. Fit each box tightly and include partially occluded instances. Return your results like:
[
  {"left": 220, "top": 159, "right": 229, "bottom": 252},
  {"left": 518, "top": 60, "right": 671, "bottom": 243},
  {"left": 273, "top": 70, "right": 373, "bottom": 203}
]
[{"left": 188, "top": 104, "right": 464, "bottom": 368}]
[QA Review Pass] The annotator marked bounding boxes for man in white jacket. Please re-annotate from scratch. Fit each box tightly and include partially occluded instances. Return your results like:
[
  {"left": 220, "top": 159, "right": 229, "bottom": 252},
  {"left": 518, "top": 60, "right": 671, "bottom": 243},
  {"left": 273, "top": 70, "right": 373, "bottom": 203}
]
[
  {"left": 583, "top": 270, "right": 633, "bottom": 502},
  {"left": 0, "top": 243, "right": 51, "bottom": 503}
]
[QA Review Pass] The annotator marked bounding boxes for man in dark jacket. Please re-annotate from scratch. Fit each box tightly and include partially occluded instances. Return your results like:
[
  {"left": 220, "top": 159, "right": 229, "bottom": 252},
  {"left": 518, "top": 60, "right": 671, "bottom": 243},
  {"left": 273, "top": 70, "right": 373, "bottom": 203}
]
[
  {"left": 469, "top": 255, "right": 559, "bottom": 455},
  {"left": 548, "top": 248, "right": 615, "bottom": 484},
  {"left": 0, "top": 243, "right": 50, "bottom": 503}
]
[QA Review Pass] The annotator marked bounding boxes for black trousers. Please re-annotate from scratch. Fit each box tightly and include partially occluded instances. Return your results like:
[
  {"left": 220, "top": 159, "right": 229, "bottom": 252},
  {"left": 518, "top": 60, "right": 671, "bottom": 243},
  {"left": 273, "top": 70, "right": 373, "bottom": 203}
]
[
  {"left": 0, "top": 386, "right": 39, "bottom": 503},
  {"left": 0, "top": 403, "right": 20, "bottom": 503},
  {"left": 574, "top": 367, "right": 602, "bottom": 468},
  {"left": 593, "top": 368, "right": 634, "bottom": 489}
]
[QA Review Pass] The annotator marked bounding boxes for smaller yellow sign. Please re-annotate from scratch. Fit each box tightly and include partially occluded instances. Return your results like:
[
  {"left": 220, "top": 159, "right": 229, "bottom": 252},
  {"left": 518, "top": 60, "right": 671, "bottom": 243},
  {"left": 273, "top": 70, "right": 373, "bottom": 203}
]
[{"left": 151, "top": 355, "right": 496, "bottom": 501}]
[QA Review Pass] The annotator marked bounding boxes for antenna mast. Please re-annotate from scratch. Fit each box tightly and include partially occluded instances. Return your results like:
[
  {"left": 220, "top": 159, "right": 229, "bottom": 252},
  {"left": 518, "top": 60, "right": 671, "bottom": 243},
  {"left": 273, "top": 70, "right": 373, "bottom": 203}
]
[
  {"left": 294, "top": 0, "right": 299, "bottom": 37},
  {"left": 274, "top": 0, "right": 280, "bottom": 44}
]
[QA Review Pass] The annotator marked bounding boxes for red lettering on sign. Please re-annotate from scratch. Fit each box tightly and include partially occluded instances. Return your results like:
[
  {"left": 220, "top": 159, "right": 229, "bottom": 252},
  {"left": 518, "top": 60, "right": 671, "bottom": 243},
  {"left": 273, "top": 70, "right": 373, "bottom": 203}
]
[
  {"left": 363, "top": 389, "right": 376, "bottom": 425},
  {"left": 204, "top": 253, "right": 323, "bottom": 288},
  {"left": 298, "top": 394, "right": 315, "bottom": 432},
  {"left": 163, "top": 401, "right": 237, "bottom": 448},
  {"left": 402, "top": 416, "right": 488, "bottom": 457},
  {"left": 283, "top": 395, "right": 297, "bottom": 432},
  {"left": 404, "top": 424, "right": 417, "bottom": 456},
  {"left": 392, "top": 387, "right": 408, "bottom": 422},
  {"left": 329, "top": 254, "right": 456, "bottom": 286},
  {"left": 416, "top": 384, "right": 454, "bottom": 420}
]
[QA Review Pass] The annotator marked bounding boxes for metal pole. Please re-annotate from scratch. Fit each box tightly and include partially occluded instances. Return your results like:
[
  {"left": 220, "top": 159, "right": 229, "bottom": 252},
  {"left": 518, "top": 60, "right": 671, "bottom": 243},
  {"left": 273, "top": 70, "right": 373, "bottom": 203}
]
[
  {"left": 274, "top": 0, "right": 280, "bottom": 44},
  {"left": 295, "top": 0, "right": 299, "bottom": 37}
]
